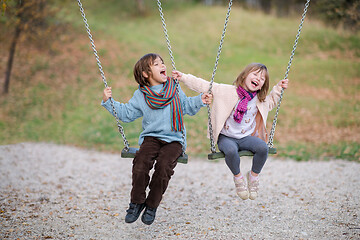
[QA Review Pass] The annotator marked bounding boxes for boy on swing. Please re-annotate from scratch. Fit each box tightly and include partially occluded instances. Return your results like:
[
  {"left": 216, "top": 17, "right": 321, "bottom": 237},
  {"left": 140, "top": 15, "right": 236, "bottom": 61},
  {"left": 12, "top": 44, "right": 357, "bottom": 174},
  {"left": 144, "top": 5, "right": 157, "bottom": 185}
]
[{"left": 102, "top": 53, "right": 212, "bottom": 225}]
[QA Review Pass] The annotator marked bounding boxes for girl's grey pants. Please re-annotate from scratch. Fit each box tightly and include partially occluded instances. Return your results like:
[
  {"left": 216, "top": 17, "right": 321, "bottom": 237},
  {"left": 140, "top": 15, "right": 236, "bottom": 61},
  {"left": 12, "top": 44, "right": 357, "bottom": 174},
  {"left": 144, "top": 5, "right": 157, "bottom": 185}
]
[{"left": 217, "top": 134, "right": 268, "bottom": 175}]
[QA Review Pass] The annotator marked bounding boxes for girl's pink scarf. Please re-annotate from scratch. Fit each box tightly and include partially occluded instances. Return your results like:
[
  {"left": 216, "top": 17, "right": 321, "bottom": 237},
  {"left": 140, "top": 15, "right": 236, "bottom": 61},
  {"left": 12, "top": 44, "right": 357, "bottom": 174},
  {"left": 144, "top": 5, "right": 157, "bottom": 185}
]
[{"left": 233, "top": 86, "right": 257, "bottom": 123}]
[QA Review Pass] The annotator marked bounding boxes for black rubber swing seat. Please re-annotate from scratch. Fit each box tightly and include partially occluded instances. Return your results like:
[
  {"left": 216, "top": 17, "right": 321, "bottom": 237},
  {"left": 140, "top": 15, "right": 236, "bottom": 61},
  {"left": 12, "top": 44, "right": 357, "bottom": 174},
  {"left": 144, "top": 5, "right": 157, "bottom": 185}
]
[
  {"left": 121, "top": 147, "right": 188, "bottom": 164},
  {"left": 207, "top": 147, "right": 277, "bottom": 160}
]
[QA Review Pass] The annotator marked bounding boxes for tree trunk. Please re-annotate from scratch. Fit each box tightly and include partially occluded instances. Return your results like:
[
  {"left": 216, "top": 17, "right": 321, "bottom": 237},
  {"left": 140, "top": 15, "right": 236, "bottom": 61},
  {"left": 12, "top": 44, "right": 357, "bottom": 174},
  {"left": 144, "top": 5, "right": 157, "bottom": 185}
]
[
  {"left": 135, "top": 0, "right": 145, "bottom": 16},
  {"left": 259, "top": 0, "right": 272, "bottom": 14},
  {"left": 3, "top": 1, "right": 24, "bottom": 95},
  {"left": 3, "top": 24, "right": 22, "bottom": 94},
  {"left": 274, "top": 0, "right": 292, "bottom": 17}
]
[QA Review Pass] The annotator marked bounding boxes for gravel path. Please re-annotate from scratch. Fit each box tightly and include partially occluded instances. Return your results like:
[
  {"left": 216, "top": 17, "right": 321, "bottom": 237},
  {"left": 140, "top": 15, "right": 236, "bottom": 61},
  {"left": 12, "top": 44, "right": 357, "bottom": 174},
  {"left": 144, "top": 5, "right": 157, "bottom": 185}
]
[{"left": 1, "top": 143, "right": 359, "bottom": 239}]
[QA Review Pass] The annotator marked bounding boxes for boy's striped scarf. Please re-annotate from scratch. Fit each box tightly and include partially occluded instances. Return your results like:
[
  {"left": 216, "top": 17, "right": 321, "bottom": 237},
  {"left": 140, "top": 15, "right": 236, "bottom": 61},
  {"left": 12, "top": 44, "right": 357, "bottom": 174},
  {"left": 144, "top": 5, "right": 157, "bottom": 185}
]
[{"left": 140, "top": 77, "right": 183, "bottom": 131}]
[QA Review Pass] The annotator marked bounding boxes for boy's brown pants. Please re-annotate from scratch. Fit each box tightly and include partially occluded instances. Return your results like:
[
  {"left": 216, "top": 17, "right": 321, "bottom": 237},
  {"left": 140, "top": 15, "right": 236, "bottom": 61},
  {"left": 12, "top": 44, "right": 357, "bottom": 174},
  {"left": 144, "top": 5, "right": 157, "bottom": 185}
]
[{"left": 130, "top": 136, "right": 182, "bottom": 208}]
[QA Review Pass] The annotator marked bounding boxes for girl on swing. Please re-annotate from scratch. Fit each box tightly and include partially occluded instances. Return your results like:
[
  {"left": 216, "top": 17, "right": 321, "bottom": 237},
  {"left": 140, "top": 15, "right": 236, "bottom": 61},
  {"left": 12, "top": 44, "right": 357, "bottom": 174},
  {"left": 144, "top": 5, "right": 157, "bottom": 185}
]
[{"left": 172, "top": 63, "right": 288, "bottom": 200}]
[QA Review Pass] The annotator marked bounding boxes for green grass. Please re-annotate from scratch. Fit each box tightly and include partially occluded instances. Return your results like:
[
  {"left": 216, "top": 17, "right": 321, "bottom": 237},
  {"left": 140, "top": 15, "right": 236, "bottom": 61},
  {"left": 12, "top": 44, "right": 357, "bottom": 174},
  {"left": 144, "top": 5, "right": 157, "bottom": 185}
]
[
  {"left": 278, "top": 142, "right": 360, "bottom": 162},
  {"left": 1, "top": 1, "right": 359, "bottom": 161}
]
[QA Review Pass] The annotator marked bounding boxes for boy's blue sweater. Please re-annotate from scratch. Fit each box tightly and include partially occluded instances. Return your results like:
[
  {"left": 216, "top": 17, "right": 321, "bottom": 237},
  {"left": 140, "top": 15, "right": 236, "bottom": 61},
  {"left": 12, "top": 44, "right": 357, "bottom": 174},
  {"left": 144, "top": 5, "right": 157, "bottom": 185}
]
[{"left": 101, "top": 84, "right": 205, "bottom": 149}]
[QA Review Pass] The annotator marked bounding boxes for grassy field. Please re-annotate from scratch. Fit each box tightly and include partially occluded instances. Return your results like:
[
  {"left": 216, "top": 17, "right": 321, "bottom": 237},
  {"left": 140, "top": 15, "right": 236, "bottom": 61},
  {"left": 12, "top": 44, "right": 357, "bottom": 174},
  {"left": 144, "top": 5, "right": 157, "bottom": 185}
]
[{"left": 0, "top": 1, "right": 359, "bottom": 161}]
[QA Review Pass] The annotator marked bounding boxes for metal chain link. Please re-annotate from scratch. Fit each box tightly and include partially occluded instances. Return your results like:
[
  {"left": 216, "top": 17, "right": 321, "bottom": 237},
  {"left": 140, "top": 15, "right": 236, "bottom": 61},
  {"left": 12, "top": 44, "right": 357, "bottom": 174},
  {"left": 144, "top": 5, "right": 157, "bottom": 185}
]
[
  {"left": 157, "top": 0, "right": 186, "bottom": 155},
  {"left": 267, "top": 0, "right": 310, "bottom": 148},
  {"left": 76, "top": 0, "right": 129, "bottom": 151},
  {"left": 207, "top": 0, "right": 233, "bottom": 153},
  {"left": 158, "top": 0, "right": 232, "bottom": 154},
  {"left": 157, "top": 0, "right": 176, "bottom": 71}
]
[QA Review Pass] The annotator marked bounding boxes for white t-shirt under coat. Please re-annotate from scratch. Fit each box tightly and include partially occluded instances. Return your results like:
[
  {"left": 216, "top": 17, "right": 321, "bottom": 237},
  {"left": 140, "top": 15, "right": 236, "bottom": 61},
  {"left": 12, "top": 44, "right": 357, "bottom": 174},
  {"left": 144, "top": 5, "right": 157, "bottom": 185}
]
[{"left": 220, "top": 96, "right": 258, "bottom": 139}]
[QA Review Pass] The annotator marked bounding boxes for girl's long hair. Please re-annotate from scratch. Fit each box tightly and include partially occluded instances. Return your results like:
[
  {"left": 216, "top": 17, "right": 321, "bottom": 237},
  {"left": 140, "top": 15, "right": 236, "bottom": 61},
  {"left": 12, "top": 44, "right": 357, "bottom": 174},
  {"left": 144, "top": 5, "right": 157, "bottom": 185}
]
[{"left": 233, "top": 63, "right": 270, "bottom": 102}]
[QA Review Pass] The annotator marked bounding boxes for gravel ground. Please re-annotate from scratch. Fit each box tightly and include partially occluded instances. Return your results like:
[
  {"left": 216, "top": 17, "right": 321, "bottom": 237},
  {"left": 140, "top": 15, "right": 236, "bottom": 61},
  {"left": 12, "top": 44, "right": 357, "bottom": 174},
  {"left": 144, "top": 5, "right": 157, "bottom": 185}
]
[{"left": 1, "top": 142, "right": 359, "bottom": 239}]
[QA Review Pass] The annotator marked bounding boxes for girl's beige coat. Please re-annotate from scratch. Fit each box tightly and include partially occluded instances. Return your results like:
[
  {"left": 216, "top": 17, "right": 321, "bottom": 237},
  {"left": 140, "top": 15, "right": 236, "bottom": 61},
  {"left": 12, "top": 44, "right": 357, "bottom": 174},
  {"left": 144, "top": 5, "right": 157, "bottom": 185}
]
[{"left": 180, "top": 74, "right": 283, "bottom": 143}]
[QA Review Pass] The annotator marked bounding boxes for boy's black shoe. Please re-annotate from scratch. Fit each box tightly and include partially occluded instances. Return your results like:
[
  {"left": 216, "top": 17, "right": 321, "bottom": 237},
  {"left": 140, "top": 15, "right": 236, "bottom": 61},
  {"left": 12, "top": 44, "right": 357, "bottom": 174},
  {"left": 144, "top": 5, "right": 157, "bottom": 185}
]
[
  {"left": 125, "top": 203, "right": 145, "bottom": 223},
  {"left": 141, "top": 206, "right": 157, "bottom": 225}
]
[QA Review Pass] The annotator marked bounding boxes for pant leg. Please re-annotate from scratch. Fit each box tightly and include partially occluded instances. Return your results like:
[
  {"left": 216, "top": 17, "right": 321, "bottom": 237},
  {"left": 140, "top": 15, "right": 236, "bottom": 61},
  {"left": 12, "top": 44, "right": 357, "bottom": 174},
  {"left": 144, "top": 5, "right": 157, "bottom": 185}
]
[
  {"left": 145, "top": 140, "right": 182, "bottom": 208},
  {"left": 130, "top": 137, "right": 161, "bottom": 204},
  {"left": 238, "top": 135, "right": 268, "bottom": 174},
  {"left": 217, "top": 134, "right": 241, "bottom": 175}
]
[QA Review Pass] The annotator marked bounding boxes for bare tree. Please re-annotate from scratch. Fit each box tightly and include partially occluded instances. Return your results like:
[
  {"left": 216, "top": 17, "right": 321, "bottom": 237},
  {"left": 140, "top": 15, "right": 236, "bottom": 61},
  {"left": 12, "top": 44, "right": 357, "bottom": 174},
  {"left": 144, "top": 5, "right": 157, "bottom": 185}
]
[
  {"left": 3, "top": 0, "right": 24, "bottom": 95},
  {"left": 2, "top": 0, "right": 62, "bottom": 95},
  {"left": 313, "top": 0, "right": 360, "bottom": 32}
]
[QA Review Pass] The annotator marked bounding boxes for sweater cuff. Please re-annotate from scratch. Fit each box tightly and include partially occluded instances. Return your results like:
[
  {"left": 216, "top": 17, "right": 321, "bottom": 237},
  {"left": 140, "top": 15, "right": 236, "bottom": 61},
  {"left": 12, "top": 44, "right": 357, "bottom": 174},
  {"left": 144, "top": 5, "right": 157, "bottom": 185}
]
[
  {"left": 199, "top": 93, "right": 206, "bottom": 107},
  {"left": 273, "top": 84, "right": 283, "bottom": 94},
  {"left": 101, "top": 99, "right": 111, "bottom": 107}
]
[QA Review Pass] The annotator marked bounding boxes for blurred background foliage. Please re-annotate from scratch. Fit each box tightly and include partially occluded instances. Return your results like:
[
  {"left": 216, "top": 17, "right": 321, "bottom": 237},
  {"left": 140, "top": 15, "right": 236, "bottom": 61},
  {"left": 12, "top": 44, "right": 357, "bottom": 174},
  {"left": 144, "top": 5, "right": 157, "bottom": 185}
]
[{"left": 0, "top": 0, "right": 359, "bottom": 161}]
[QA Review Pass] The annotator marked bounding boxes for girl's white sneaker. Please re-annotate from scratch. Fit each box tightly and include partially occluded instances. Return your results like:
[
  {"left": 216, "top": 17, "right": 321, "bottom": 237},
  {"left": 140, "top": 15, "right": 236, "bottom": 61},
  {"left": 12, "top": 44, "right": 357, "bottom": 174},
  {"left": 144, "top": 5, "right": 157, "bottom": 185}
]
[
  {"left": 233, "top": 176, "right": 249, "bottom": 200},
  {"left": 247, "top": 171, "right": 259, "bottom": 200}
]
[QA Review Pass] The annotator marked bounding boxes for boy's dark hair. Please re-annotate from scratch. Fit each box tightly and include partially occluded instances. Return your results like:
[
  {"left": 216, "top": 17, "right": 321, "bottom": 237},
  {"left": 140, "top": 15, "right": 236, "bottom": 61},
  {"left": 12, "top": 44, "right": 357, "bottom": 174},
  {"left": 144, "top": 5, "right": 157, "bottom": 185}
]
[{"left": 133, "top": 53, "right": 164, "bottom": 87}]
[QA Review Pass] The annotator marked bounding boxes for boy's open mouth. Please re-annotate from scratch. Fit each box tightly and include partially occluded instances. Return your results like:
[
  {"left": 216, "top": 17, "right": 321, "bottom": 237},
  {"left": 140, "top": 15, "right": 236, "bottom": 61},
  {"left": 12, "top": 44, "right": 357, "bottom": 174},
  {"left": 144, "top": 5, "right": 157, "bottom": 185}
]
[{"left": 160, "top": 70, "right": 166, "bottom": 76}]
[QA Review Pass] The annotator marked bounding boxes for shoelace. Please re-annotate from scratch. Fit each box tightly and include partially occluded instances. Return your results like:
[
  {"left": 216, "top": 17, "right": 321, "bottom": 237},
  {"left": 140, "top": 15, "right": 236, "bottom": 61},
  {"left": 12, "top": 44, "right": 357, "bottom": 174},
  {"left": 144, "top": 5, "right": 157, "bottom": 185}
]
[
  {"left": 235, "top": 179, "right": 247, "bottom": 191},
  {"left": 249, "top": 180, "right": 259, "bottom": 191}
]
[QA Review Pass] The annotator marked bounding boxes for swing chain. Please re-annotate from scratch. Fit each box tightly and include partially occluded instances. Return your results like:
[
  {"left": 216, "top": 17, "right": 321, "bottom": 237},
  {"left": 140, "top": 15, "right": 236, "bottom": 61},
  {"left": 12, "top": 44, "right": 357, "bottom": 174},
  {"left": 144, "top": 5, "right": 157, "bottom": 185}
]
[
  {"left": 157, "top": 0, "right": 186, "bottom": 155},
  {"left": 207, "top": 0, "right": 233, "bottom": 153},
  {"left": 267, "top": 0, "right": 310, "bottom": 148},
  {"left": 77, "top": 0, "right": 130, "bottom": 151},
  {"left": 157, "top": 0, "right": 176, "bottom": 71}
]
